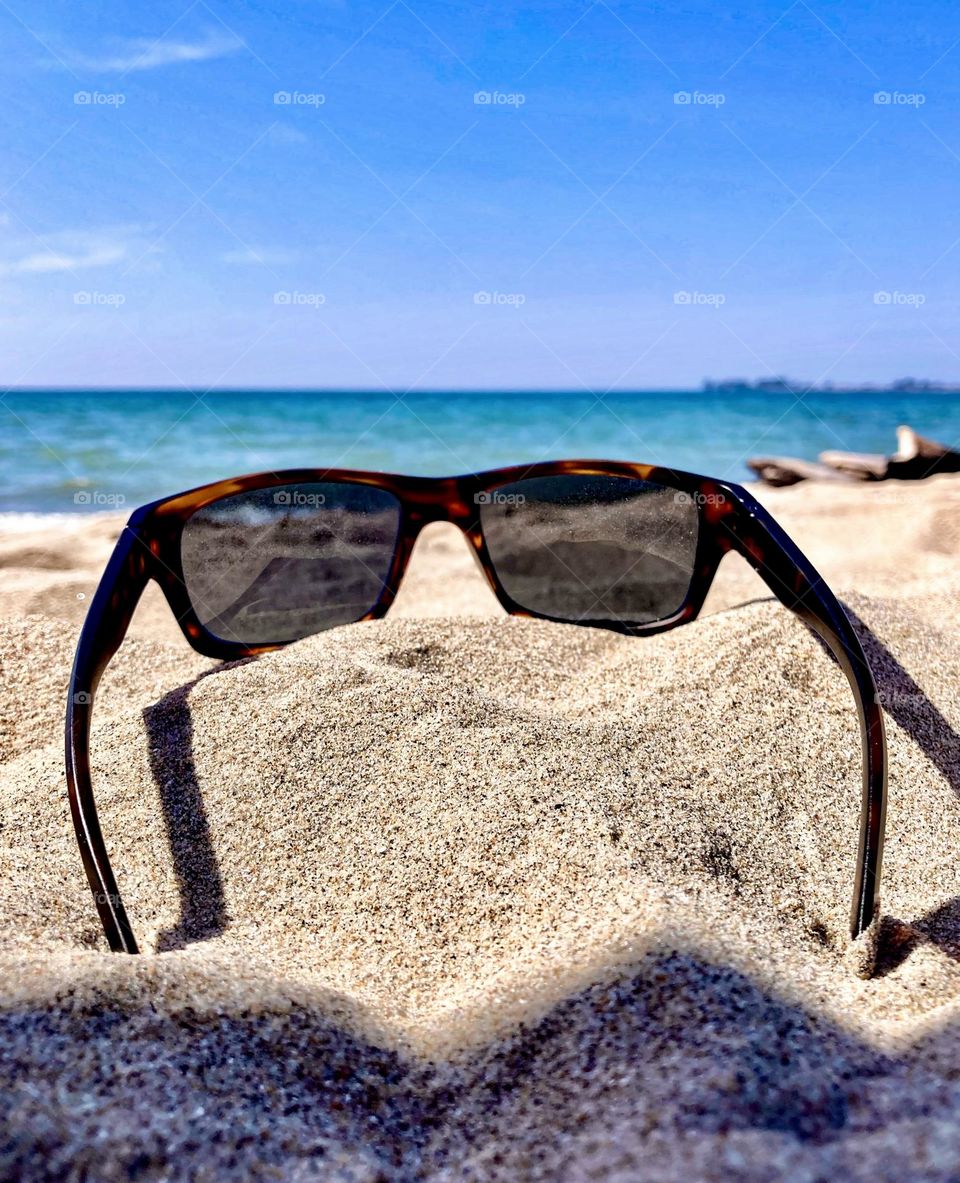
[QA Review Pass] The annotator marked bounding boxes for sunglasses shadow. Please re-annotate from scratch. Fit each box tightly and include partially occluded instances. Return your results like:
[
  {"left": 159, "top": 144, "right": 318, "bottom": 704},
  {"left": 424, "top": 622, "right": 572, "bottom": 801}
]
[{"left": 143, "top": 659, "right": 258, "bottom": 952}]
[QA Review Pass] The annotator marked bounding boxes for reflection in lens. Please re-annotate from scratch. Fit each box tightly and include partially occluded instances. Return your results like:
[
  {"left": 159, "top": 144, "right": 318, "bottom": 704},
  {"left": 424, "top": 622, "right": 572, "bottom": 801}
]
[
  {"left": 480, "top": 474, "right": 699, "bottom": 626},
  {"left": 180, "top": 482, "right": 401, "bottom": 644}
]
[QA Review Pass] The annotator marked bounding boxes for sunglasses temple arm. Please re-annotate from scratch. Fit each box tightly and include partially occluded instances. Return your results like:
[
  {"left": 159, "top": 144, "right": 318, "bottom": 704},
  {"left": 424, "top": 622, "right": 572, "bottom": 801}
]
[
  {"left": 722, "top": 491, "right": 887, "bottom": 943},
  {"left": 66, "top": 526, "right": 151, "bottom": 954}
]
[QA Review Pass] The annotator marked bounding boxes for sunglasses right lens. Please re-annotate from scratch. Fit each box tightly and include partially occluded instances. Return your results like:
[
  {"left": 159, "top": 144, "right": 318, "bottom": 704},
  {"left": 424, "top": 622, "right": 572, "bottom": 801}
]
[
  {"left": 180, "top": 482, "right": 402, "bottom": 645},
  {"left": 479, "top": 473, "right": 699, "bottom": 627}
]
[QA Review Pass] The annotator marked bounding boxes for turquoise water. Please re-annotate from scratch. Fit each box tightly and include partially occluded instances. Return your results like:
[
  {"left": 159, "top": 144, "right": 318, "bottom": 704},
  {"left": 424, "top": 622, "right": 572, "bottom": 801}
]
[{"left": 3, "top": 389, "right": 960, "bottom": 514}]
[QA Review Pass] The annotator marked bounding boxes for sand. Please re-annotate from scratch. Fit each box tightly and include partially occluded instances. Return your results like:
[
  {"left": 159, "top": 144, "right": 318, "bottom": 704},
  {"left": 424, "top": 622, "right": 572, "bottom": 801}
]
[{"left": 2, "top": 476, "right": 960, "bottom": 1180}]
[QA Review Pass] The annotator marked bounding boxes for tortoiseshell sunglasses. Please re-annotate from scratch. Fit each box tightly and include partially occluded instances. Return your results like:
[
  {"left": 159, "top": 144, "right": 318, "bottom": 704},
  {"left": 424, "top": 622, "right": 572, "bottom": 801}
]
[{"left": 67, "top": 460, "right": 887, "bottom": 959}]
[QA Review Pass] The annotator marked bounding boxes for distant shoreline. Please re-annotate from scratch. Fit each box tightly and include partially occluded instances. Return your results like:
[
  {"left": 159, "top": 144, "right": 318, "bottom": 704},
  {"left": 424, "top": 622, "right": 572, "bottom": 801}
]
[{"left": 703, "top": 379, "right": 960, "bottom": 395}]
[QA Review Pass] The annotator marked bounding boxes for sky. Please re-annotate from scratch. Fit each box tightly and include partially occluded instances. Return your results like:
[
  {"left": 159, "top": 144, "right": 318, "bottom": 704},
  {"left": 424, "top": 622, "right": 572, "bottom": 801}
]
[{"left": 1, "top": 0, "right": 959, "bottom": 390}]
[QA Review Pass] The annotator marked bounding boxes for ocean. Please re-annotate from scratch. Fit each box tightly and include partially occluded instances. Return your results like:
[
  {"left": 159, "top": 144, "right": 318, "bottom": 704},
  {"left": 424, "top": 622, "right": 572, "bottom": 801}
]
[{"left": 3, "top": 388, "right": 960, "bottom": 514}]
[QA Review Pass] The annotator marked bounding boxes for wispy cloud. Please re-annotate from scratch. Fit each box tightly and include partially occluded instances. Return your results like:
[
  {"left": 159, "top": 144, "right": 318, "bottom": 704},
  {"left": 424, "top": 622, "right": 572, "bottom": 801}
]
[
  {"left": 221, "top": 247, "right": 299, "bottom": 266},
  {"left": 0, "top": 229, "right": 148, "bottom": 277},
  {"left": 0, "top": 246, "right": 125, "bottom": 276},
  {"left": 67, "top": 29, "right": 244, "bottom": 73}
]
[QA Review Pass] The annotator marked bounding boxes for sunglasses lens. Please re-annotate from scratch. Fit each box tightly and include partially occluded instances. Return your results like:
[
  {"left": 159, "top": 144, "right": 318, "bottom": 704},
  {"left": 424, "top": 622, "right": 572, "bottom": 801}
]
[
  {"left": 479, "top": 474, "right": 699, "bottom": 626},
  {"left": 180, "top": 482, "right": 402, "bottom": 644}
]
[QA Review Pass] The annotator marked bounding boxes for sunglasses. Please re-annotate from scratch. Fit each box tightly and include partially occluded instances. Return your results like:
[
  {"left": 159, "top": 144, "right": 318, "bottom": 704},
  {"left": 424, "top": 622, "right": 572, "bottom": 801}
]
[{"left": 66, "top": 460, "right": 887, "bottom": 963}]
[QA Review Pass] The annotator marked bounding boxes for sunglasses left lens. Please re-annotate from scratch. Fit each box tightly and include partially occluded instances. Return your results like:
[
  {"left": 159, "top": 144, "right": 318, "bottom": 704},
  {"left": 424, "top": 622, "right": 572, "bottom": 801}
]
[{"left": 180, "top": 482, "right": 402, "bottom": 644}]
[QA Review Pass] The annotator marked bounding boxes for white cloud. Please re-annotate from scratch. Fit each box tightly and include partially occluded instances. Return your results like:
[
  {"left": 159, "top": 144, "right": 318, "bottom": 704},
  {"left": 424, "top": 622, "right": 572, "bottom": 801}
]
[
  {"left": 0, "top": 245, "right": 125, "bottom": 275},
  {"left": 221, "top": 247, "right": 298, "bottom": 266},
  {"left": 0, "top": 228, "right": 148, "bottom": 277},
  {"left": 69, "top": 30, "right": 244, "bottom": 73}
]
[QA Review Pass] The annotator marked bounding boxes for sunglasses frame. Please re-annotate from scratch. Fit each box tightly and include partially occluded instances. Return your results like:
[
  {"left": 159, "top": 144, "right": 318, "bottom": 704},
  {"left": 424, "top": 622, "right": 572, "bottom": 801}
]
[{"left": 65, "top": 459, "right": 887, "bottom": 961}]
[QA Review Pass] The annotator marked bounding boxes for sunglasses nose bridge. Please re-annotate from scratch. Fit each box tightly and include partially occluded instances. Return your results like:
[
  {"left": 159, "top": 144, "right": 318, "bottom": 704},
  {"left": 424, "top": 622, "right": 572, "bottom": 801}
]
[{"left": 403, "top": 477, "right": 475, "bottom": 528}]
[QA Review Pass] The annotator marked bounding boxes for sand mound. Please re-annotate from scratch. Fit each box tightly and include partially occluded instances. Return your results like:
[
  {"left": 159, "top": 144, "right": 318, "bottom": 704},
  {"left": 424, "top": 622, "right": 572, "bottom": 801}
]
[{"left": 1, "top": 610, "right": 870, "bottom": 1001}]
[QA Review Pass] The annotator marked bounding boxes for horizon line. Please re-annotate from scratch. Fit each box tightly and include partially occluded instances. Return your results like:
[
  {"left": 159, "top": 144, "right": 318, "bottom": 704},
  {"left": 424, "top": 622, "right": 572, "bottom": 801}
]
[{"left": 5, "top": 384, "right": 960, "bottom": 395}]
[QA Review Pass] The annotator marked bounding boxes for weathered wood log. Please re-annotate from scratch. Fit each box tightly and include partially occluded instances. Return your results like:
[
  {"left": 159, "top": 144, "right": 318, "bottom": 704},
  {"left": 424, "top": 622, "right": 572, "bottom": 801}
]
[
  {"left": 818, "top": 450, "right": 887, "bottom": 479},
  {"left": 746, "top": 456, "right": 859, "bottom": 486},
  {"left": 753, "top": 425, "right": 960, "bottom": 487}
]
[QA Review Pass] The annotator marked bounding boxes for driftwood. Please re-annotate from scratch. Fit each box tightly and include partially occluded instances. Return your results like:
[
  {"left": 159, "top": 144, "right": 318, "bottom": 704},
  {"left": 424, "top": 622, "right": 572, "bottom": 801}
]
[
  {"left": 885, "top": 425, "right": 960, "bottom": 480},
  {"left": 749, "top": 425, "right": 960, "bottom": 487},
  {"left": 746, "top": 457, "right": 859, "bottom": 487},
  {"left": 817, "top": 449, "right": 887, "bottom": 479}
]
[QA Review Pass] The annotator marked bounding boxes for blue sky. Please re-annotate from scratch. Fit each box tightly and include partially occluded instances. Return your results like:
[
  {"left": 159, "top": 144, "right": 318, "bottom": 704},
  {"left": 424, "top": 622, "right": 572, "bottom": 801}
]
[{"left": 1, "top": 0, "right": 959, "bottom": 389}]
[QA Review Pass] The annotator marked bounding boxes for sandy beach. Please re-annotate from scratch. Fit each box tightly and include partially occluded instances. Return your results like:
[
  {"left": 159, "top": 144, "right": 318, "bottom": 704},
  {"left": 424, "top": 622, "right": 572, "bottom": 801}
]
[{"left": 3, "top": 476, "right": 960, "bottom": 1180}]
